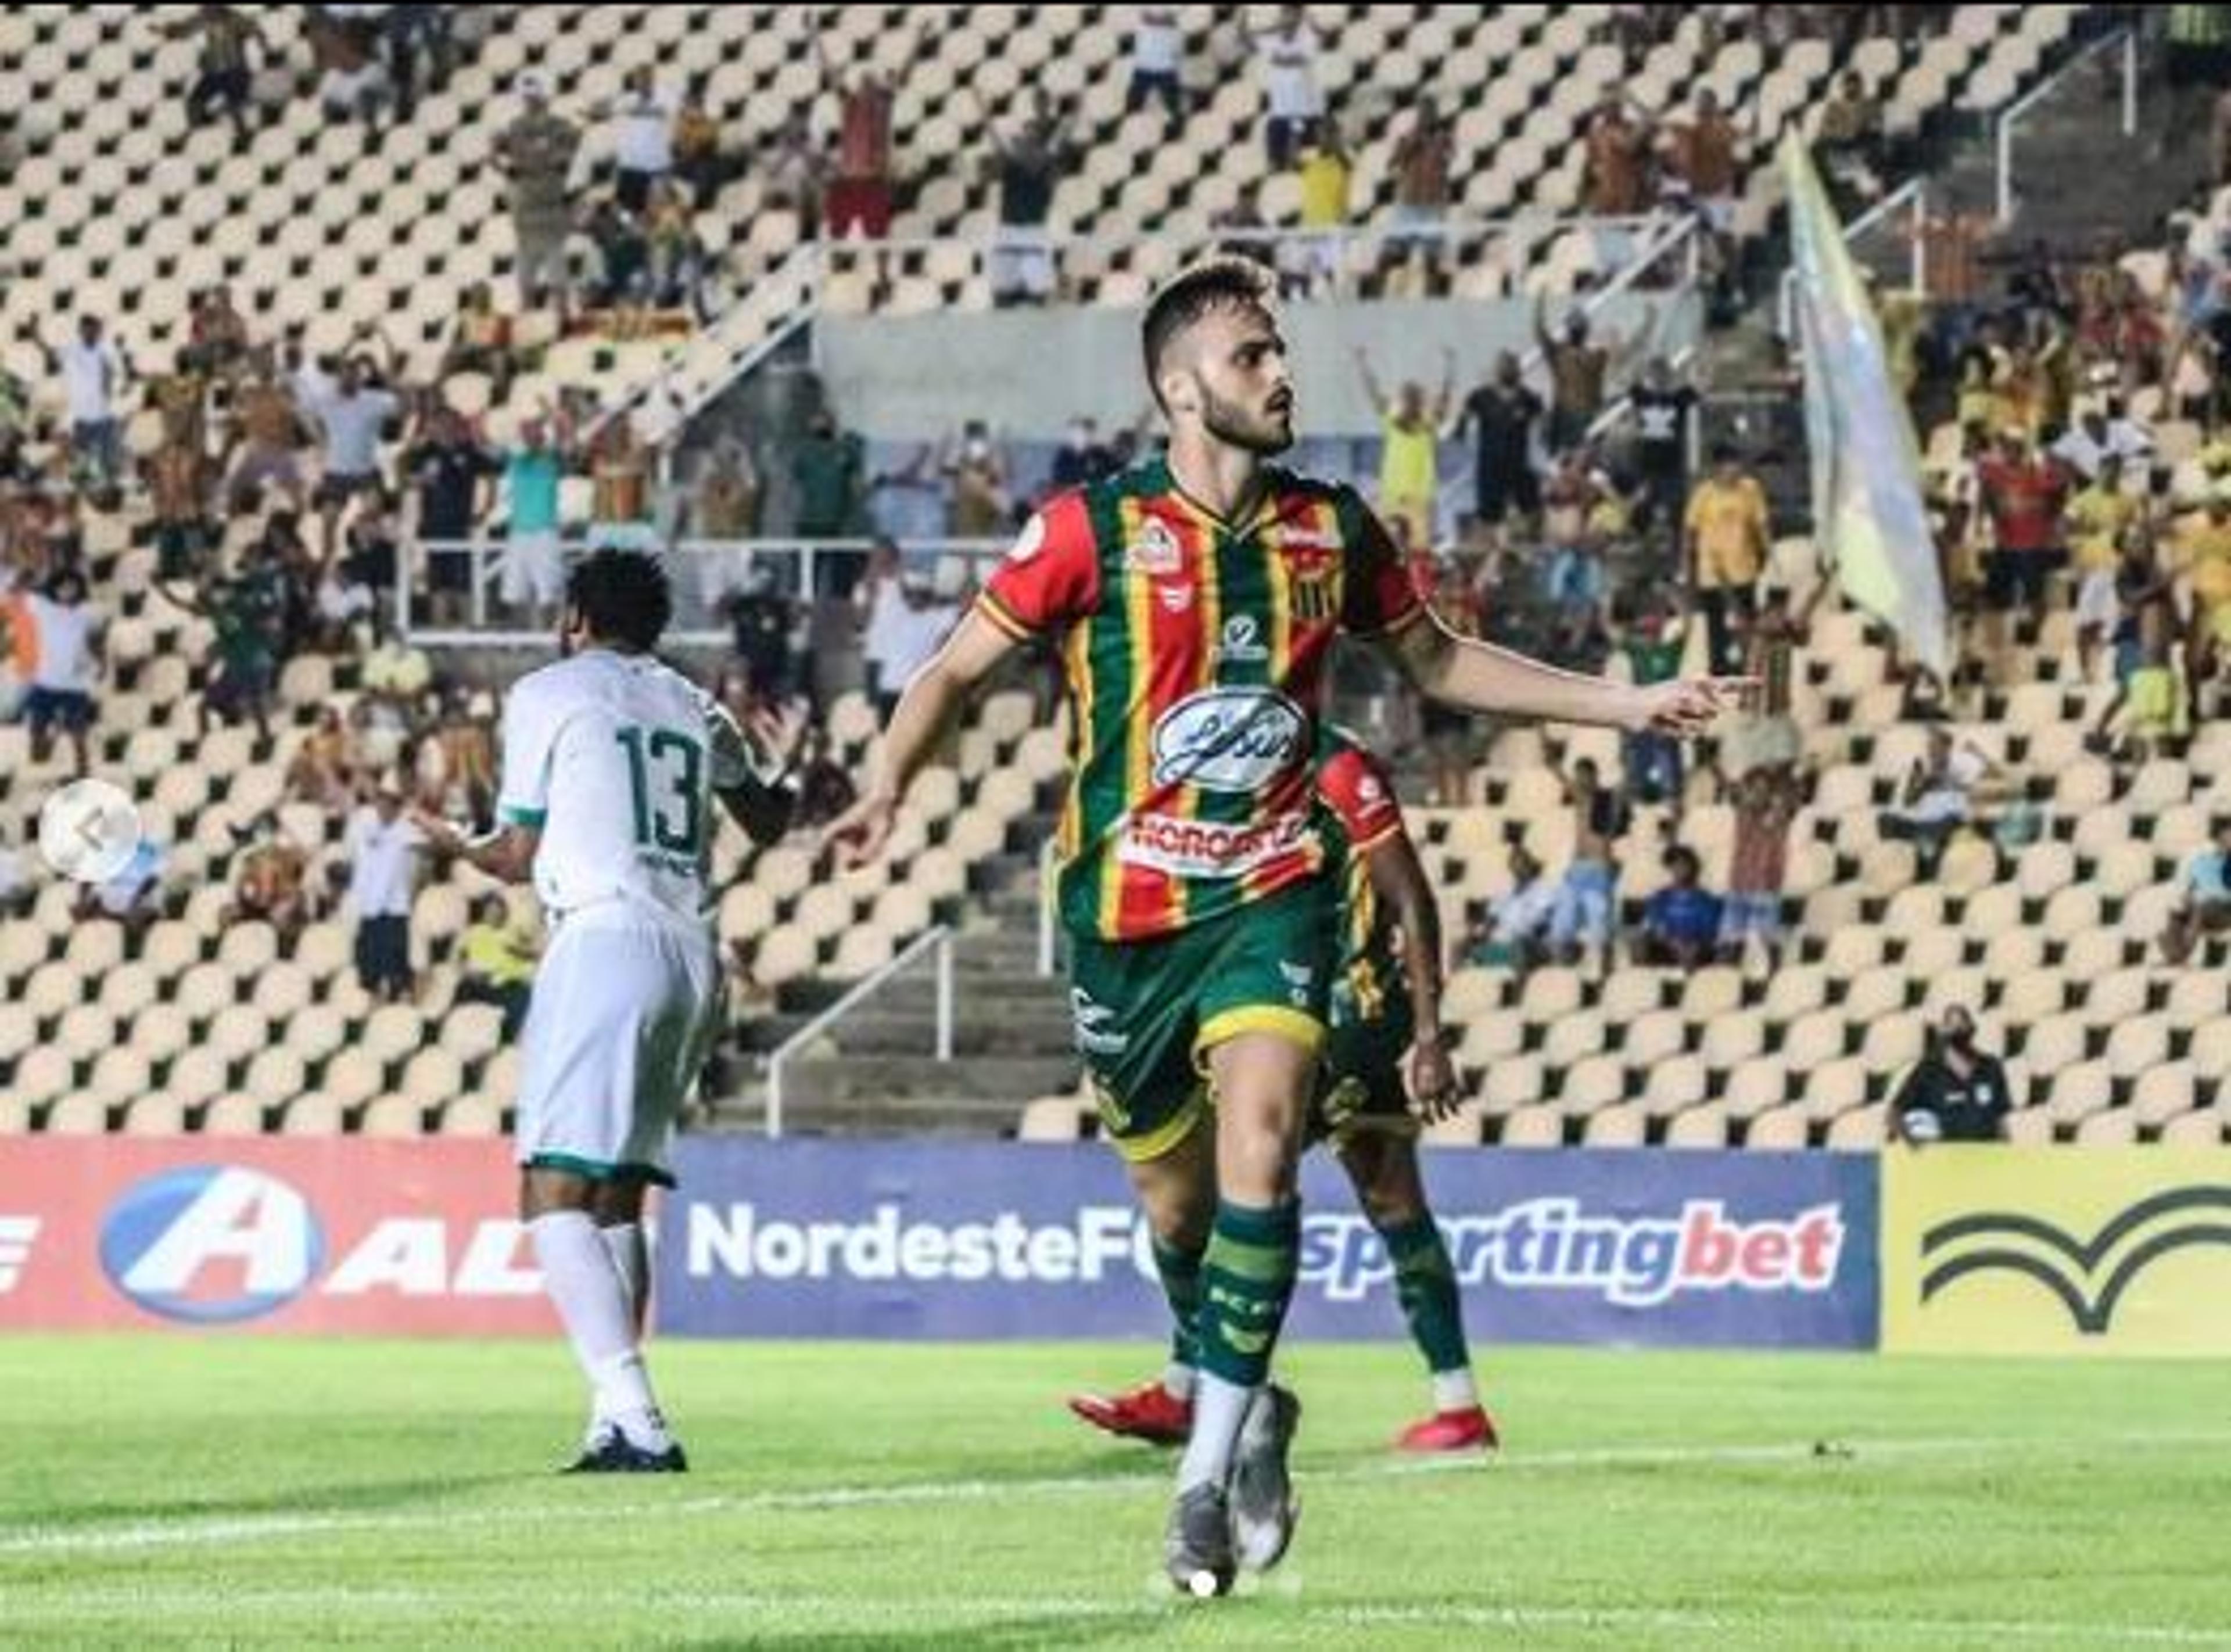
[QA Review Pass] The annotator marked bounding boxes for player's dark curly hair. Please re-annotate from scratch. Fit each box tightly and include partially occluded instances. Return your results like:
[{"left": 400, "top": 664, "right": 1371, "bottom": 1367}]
[
  {"left": 1141, "top": 255, "right": 1277, "bottom": 411},
  {"left": 566, "top": 547, "right": 672, "bottom": 652}
]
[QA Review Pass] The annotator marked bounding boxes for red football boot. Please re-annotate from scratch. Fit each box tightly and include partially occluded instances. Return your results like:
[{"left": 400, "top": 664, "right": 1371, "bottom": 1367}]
[
  {"left": 1394, "top": 1404, "right": 1500, "bottom": 1454},
  {"left": 1068, "top": 1380, "right": 1193, "bottom": 1445}
]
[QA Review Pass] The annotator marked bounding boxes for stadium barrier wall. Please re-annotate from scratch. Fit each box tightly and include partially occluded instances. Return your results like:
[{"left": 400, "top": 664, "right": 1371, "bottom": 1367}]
[
  {"left": 658, "top": 1141, "right": 1880, "bottom": 1351},
  {"left": 0, "top": 1138, "right": 552, "bottom": 1335},
  {"left": 1880, "top": 1146, "right": 2231, "bottom": 1357}
]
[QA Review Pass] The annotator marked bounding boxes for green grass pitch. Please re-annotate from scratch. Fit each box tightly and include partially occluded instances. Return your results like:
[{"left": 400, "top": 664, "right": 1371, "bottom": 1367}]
[{"left": 2, "top": 1336, "right": 2227, "bottom": 1648}]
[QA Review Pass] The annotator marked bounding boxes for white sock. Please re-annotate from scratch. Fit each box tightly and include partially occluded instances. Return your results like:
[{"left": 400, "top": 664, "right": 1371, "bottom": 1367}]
[
  {"left": 1161, "top": 1362, "right": 1197, "bottom": 1403},
  {"left": 1176, "top": 1373, "right": 1255, "bottom": 1494},
  {"left": 599, "top": 1221, "right": 648, "bottom": 1339},
  {"left": 1432, "top": 1367, "right": 1482, "bottom": 1414},
  {"left": 530, "top": 1212, "right": 671, "bottom": 1452}
]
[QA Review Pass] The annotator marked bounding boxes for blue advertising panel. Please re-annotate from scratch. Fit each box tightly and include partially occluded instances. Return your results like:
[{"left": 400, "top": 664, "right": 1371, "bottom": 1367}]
[{"left": 658, "top": 1143, "right": 1879, "bottom": 1350}]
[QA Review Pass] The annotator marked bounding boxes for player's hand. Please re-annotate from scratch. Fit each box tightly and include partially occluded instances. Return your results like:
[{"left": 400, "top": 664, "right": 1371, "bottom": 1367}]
[
  {"left": 1405, "top": 1033, "right": 1461, "bottom": 1123},
  {"left": 745, "top": 700, "right": 809, "bottom": 783},
  {"left": 820, "top": 788, "right": 898, "bottom": 868},
  {"left": 1627, "top": 676, "right": 1756, "bottom": 737}
]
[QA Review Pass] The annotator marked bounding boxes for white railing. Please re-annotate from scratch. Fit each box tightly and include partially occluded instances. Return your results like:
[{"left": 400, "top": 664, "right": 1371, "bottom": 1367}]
[
  {"left": 1996, "top": 26, "right": 2138, "bottom": 224},
  {"left": 403, "top": 535, "right": 1004, "bottom": 647},
  {"left": 1777, "top": 175, "right": 1929, "bottom": 342},
  {"left": 1037, "top": 834, "right": 1060, "bottom": 979},
  {"left": 762, "top": 923, "right": 955, "bottom": 1139}
]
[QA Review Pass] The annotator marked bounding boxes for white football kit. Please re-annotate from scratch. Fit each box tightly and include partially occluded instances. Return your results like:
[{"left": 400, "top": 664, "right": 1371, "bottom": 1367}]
[{"left": 497, "top": 648, "right": 754, "bottom": 1185}]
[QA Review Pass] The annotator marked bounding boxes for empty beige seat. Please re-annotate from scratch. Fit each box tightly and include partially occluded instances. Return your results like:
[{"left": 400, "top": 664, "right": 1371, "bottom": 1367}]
[{"left": 1497, "top": 1106, "right": 1565, "bottom": 1148}]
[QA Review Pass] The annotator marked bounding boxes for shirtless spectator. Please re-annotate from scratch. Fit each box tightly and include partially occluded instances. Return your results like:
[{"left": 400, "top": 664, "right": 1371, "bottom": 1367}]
[
  {"left": 1582, "top": 96, "right": 1653, "bottom": 216},
  {"left": 286, "top": 705, "right": 361, "bottom": 813},
  {"left": 224, "top": 352, "right": 310, "bottom": 514},
  {"left": 229, "top": 827, "right": 313, "bottom": 946}
]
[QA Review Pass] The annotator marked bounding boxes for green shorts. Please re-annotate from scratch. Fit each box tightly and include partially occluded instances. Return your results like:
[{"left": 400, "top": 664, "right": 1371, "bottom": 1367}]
[
  {"left": 1312, "top": 993, "right": 1419, "bottom": 1148},
  {"left": 1068, "top": 879, "right": 1335, "bottom": 1163}
]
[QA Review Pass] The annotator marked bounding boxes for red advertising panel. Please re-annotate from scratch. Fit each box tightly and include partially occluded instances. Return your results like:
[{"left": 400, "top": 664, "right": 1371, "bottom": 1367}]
[{"left": 0, "top": 1138, "right": 555, "bottom": 1335}]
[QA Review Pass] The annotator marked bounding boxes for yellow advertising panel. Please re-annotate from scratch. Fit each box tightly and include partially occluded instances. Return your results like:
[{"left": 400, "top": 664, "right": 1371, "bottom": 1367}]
[{"left": 1882, "top": 1147, "right": 2231, "bottom": 1356}]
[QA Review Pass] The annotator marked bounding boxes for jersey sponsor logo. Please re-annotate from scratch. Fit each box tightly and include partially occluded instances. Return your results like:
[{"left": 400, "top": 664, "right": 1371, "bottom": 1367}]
[
  {"left": 1218, "top": 615, "right": 1267, "bottom": 664},
  {"left": 1148, "top": 687, "right": 1307, "bottom": 791},
  {"left": 96, "top": 1164, "right": 541, "bottom": 1323},
  {"left": 1124, "top": 518, "right": 1183, "bottom": 576},
  {"left": 1006, "top": 513, "right": 1048, "bottom": 562},
  {"left": 0, "top": 1216, "right": 40, "bottom": 1294},
  {"left": 1118, "top": 808, "right": 1312, "bottom": 879},
  {"left": 686, "top": 1201, "right": 1150, "bottom": 1285}
]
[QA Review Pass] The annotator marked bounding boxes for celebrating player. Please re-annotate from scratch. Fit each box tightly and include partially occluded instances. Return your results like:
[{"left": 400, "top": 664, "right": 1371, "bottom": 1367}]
[
  {"left": 1068, "top": 724, "right": 1495, "bottom": 1455},
  {"left": 823, "top": 257, "right": 1746, "bottom": 1595},
  {"left": 417, "top": 548, "right": 801, "bottom": 1473}
]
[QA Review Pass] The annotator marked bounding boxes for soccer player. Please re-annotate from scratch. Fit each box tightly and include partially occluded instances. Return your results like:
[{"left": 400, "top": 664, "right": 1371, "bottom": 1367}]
[
  {"left": 823, "top": 257, "right": 1744, "bottom": 1595},
  {"left": 415, "top": 550, "right": 801, "bottom": 1472},
  {"left": 1069, "top": 725, "right": 1497, "bottom": 1454}
]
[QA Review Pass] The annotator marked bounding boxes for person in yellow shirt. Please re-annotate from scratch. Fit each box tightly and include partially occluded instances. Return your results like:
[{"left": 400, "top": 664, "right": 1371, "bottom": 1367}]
[
  {"left": 455, "top": 893, "right": 540, "bottom": 1038},
  {"left": 1685, "top": 446, "right": 1770, "bottom": 674},
  {"left": 2175, "top": 490, "right": 2231, "bottom": 712},
  {"left": 2067, "top": 454, "right": 2140, "bottom": 681},
  {"left": 1355, "top": 343, "right": 1454, "bottom": 548},
  {"left": 1283, "top": 118, "right": 1350, "bottom": 297}
]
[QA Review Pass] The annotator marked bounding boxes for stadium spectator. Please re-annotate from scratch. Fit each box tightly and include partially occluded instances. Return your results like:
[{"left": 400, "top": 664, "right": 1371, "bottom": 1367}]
[
  {"left": 605, "top": 66, "right": 676, "bottom": 215},
  {"left": 1050, "top": 419, "right": 1116, "bottom": 491},
  {"left": 286, "top": 705, "right": 361, "bottom": 812},
  {"left": 763, "top": 112, "right": 826, "bottom": 238},
  {"left": 1975, "top": 427, "right": 2068, "bottom": 658},
  {"left": 309, "top": 6, "right": 389, "bottom": 131},
  {"left": 2066, "top": 455, "right": 2140, "bottom": 681},
  {"left": 1628, "top": 357, "right": 1701, "bottom": 533},
  {"left": 224, "top": 353, "right": 310, "bottom": 515},
  {"left": 498, "top": 76, "right": 582, "bottom": 317},
  {"left": 1637, "top": 845, "right": 1722, "bottom": 970},
  {"left": 416, "top": 688, "right": 496, "bottom": 823},
  {"left": 870, "top": 566, "right": 960, "bottom": 718},
  {"left": 1459, "top": 843, "right": 1555, "bottom": 971},
  {"left": 1285, "top": 118, "right": 1351, "bottom": 297},
  {"left": 1536, "top": 297, "right": 1652, "bottom": 455},
  {"left": 167, "top": 5, "right": 266, "bottom": 150},
  {"left": 981, "top": 90, "right": 1075, "bottom": 307},
  {"left": 1389, "top": 99, "right": 1454, "bottom": 288},
  {"left": 309, "top": 330, "right": 406, "bottom": 556},
  {"left": 1581, "top": 96, "right": 1652, "bottom": 216},
  {"left": 455, "top": 893, "right": 539, "bottom": 1038},
  {"left": 1128, "top": 8, "right": 1185, "bottom": 121},
  {"left": 1660, "top": 88, "right": 1742, "bottom": 241},
  {"left": 183, "top": 284, "right": 253, "bottom": 381},
  {"left": 821, "top": 49, "right": 899, "bottom": 241},
  {"left": 50, "top": 315, "right": 130, "bottom": 495},
  {"left": 671, "top": 79, "right": 728, "bottom": 211},
  {"left": 1253, "top": 5, "right": 1324, "bottom": 168},
  {"left": 442, "top": 283, "right": 519, "bottom": 405},
  {"left": 1816, "top": 71, "right": 1884, "bottom": 207},
  {"left": 1455, "top": 353, "right": 1544, "bottom": 528},
  {"left": 944, "top": 421, "right": 1010, "bottom": 537},
  {"left": 2172, "top": 487, "right": 2231, "bottom": 720},
  {"left": 148, "top": 405, "right": 216, "bottom": 583},
  {"left": 1721, "top": 579, "right": 1824, "bottom": 781},
  {"left": 1614, "top": 597, "right": 1689, "bottom": 805},
  {"left": 2051, "top": 398, "right": 2151, "bottom": 484},
  {"left": 75, "top": 835, "right": 167, "bottom": 938},
  {"left": 1547, "top": 753, "right": 1630, "bottom": 967},
  {"left": 720, "top": 567, "right": 795, "bottom": 702},
  {"left": 581, "top": 193, "right": 651, "bottom": 310},
  {"left": 1684, "top": 446, "right": 1770, "bottom": 676},
  {"left": 1354, "top": 347, "right": 1453, "bottom": 546},
  {"left": 686, "top": 439, "right": 762, "bottom": 606},
  {"left": 856, "top": 540, "right": 912, "bottom": 717},
  {"left": 1881, "top": 728, "right": 1999, "bottom": 878},
  {"left": 2162, "top": 821, "right": 2231, "bottom": 964},
  {"left": 338, "top": 485, "right": 403, "bottom": 624},
  {"left": 20, "top": 567, "right": 103, "bottom": 779},
  {"left": 792, "top": 408, "right": 865, "bottom": 538},
  {"left": 228, "top": 825, "right": 313, "bottom": 946},
  {"left": 346, "top": 778, "right": 425, "bottom": 1004},
  {"left": 382, "top": 4, "right": 454, "bottom": 124},
  {"left": 1719, "top": 764, "right": 1799, "bottom": 969},
  {"left": 587, "top": 415, "right": 656, "bottom": 550},
  {"left": 406, "top": 405, "right": 504, "bottom": 628},
  {"left": 1891, "top": 1007, "right": 2015, "bottom": 1147}
]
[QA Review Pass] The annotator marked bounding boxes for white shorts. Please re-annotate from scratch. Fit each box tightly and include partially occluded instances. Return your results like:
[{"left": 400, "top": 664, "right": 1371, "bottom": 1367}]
[
  {"left": 501, "top": 530, "right": 565, "bottom": 605},
  {"left": 2075, "top": 567, "right": 2118, "bottom": 633},
  {"left": 515, "top": 903, "right": 722, "bottom": 1186}
]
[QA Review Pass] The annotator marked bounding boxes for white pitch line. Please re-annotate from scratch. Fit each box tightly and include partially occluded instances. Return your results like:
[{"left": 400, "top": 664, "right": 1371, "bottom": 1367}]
[
  {"left": 3, "top": 1585, "right": 2228, "bottom": 1648},
  {"left": 3, "top": 1428, "right": 2229, "bottom": 1561}
]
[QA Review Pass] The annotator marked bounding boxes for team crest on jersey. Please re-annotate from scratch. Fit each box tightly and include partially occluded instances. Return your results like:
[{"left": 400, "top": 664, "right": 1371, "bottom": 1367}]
[
  {"left": 1125, "top": 519, "right": 1183, "bottom": 576},
  {"left": 1358, "top": 774, "right": 1384, "bottom": 803},
  {"left": 1156, "top": 581, "right": 1195, "bottom": 614}
]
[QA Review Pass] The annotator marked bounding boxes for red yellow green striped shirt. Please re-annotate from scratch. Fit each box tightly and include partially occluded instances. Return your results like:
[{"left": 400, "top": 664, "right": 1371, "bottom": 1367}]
[{"left": 978, "top": 458, "right": 1422, "bottom": 942}]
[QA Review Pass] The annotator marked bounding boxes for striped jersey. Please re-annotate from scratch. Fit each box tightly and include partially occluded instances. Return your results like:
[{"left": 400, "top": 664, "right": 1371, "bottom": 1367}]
[
  {"left": 979, "top": 457, "right": 1422, "bottom": 942},
  {"left": 1315, "top": 728, "right": 1408, "bottom": 1026}
]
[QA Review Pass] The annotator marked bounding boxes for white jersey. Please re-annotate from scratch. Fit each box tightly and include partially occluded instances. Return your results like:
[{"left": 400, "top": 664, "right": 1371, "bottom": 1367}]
[{"left": 496, "top": 649, "right": 752, "bottom": 928}]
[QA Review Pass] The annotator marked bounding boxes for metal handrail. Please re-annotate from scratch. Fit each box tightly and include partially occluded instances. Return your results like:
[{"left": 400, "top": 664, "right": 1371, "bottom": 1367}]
[
  {"left": 1996, "top": 26, "right": 2137, "bottom": 224},
  {"left": 762, "top": 922, "right": 955, "bottom": 1139},
  {"left": 1777, "top": 175, "right": 1928, "bottom": 342},
  {"left": 1037, "top": 834, "right": 1060, "bottom": 979}
]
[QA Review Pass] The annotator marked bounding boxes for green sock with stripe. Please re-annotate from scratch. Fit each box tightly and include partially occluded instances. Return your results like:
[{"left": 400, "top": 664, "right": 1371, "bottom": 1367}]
[
  {"left": 1151, "top": 1236, "right": 1203, "bottom": 1394},
  {"left": 1194, "top": 1199, "right": 1301, "bottom": 1389},
  {"left": 1379, "top": 1211, "right": 1477, "bottom": 1405}
]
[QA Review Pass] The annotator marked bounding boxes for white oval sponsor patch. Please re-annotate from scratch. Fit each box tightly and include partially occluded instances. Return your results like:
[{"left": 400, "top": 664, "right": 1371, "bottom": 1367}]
[
  {"left": 1006, "top": 513, "right": 1047, "bottom": 562},
  {"left": 1149, "top": 688, "right": 1307, "bottom": 792}
]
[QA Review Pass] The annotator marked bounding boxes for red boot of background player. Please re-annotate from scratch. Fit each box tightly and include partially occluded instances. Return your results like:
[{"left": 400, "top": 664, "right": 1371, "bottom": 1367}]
[
  {"left": 1394, "top": 1404, "right": 1499, "bottom": 1454},
  {"left": 1067, "top": 1380, "right": 1193, "bottom": 1445}
]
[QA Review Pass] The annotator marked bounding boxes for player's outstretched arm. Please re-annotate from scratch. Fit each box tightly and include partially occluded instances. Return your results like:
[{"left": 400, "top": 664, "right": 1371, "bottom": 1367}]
[
  {"left": 1365, "top": 831, "right": 1458, "bottom": 1123},
  {"left": 715, "top": 702, "right": 809, "bottom": 848},
  {"left": 820, "top": 607, "right": 1023, "bottom": 867},
  {"left": 413, "top": 809, "right": 538, "bottom": 884},
  {"left": 1382, "top": 609, "right": 1753, "bottom": 737}
]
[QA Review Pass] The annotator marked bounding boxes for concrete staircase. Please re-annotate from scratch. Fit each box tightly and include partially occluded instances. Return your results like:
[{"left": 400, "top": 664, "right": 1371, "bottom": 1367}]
[{"left": 708, "top": 863, "right": 1083, "bottom": 1139}]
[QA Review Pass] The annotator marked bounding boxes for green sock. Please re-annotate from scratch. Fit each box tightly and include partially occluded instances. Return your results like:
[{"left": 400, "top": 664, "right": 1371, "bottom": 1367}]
[
  {"left": 1151, "top": 1236, "right": 1203, "bottom": 1377},
  {"left": 1195, "top": 1200, "right": 1301, "bottom": 1388},
  {"left": 1380, "top": 1212, "right": 1473, "bottom": 1379}
]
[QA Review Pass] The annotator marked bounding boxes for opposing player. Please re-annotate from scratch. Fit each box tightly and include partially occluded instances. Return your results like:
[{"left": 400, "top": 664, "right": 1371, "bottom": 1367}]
[
  {"left": 416, "top": 549, "right": 800, "bottom": 1472},
  {"left": 823, "top": 257, "right": 1745, "bottom": 1595},
  {"left": 1069, "top": 725, "right": 1496, "bottom": 1455}
]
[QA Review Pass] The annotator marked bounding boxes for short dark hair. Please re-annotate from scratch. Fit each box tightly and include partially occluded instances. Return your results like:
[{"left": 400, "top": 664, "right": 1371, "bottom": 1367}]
[
  {"left": 1140, "top": 256, "right": 1277, "bottom": 411},
  {"left": 566, "top": 548, "right": 672, "bottom": 651}
]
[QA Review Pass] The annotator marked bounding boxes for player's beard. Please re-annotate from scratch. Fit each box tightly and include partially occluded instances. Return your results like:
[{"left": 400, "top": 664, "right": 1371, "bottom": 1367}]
[{"left": 1200, "top": 385, "right": 1294, "bottom": 456}]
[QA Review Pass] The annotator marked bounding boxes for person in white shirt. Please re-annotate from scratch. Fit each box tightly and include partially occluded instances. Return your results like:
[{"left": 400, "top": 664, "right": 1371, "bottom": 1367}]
[
  {"left": 607, "top": 66, "right": 675, "bottom": 216},
  {"left": 310, "top": 327, "right": 406, "bottom": 562},
  {"left": 413, "top": 549, "right": 804, "bottom": 1474},
  {"left": 1251, "top": 4, "right": 1323, "bottom": 168},
  {"left": 51, "top": 315, "right": 128, "bottom": 489},
  {"left": 1129, "top": 8, "right": 1185, "bottom": 119},
  {"left": 21, "top": 568, "right": 104, "bottom": 778},
  {"left": 346, "top": 778, "right": 426, "bottom": 1002},
  {"left": 2050, "top": 400, "right": 2153, "bottom": 483}
]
